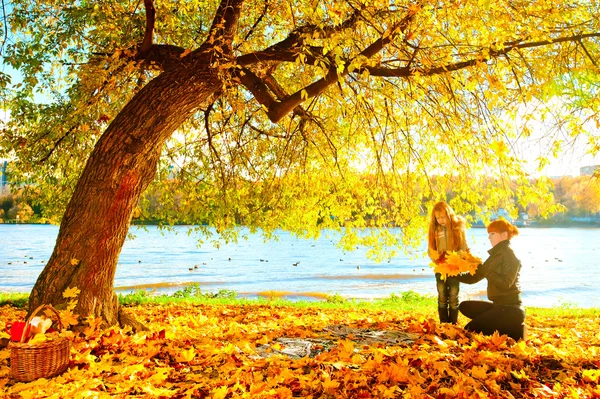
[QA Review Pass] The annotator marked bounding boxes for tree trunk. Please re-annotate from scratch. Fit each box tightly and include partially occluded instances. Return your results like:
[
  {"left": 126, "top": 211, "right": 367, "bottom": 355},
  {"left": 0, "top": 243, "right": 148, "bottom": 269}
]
[{"left": 29, "top": 53, "right": 222, "bottom": 327}]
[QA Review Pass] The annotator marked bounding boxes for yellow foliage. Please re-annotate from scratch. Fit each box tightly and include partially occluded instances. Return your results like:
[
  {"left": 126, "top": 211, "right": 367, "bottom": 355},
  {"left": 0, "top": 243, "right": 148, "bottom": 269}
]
[
  {"left": 62, "top": 286, "right": 81, "bottom": 299},
  {"left": 430, "top": 250, "right": 482, "bottom": 280},
  {"left": 175, "top": 346, "right": 196, "bottom": 363}
]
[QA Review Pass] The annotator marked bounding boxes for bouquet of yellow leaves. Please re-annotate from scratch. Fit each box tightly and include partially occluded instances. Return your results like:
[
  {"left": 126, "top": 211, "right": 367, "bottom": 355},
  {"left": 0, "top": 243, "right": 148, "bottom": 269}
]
[{"left": 430, "top": 250, "right": 482, "bottom": 281}]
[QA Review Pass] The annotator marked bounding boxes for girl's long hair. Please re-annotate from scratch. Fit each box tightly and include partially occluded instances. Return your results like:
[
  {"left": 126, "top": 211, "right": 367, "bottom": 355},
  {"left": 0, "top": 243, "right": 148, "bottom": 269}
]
[{"left": 428, "top": 201, "right": 466, "bottom": 252}]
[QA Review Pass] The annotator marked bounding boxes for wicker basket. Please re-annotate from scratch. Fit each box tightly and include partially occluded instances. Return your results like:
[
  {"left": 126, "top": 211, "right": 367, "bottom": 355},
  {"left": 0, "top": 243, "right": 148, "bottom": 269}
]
[{"left": 9, "top": 304, "right": 71, "bottom": 382}]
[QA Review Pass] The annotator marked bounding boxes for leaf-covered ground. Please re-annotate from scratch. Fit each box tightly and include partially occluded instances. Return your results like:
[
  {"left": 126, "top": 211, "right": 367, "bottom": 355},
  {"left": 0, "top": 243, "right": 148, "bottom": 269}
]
[{"left": 1, "top": 302, "right": 599, "bottom": 398}]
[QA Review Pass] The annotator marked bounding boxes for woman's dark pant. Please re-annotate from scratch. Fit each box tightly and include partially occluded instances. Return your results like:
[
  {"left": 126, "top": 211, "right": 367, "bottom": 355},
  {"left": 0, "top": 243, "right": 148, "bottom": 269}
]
[
  {"left": 459, "top": 300, "right": 526, "bottom": 340},
  {"left": 436, "top": 274, "right": 459, "bottom": 323}
]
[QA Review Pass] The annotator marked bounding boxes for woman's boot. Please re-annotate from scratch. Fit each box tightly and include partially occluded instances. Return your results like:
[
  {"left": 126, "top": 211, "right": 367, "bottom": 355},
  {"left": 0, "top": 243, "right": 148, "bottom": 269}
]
[
  {"left": 438, "top": 307, "right": 449, "bottom": 323},
  {"left": 449, "top": 308, "right": 459, "bottom": 324}
]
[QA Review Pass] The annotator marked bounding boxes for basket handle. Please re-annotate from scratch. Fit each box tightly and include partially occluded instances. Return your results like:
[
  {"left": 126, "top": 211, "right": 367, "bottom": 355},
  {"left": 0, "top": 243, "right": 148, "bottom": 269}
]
[{"left": 19, "top": 304, "right": 64, "bottom": 343}]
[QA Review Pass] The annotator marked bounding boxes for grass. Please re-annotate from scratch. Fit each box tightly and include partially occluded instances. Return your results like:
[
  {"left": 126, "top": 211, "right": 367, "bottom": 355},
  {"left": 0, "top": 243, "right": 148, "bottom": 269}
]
[
  {"left": 0, "top": 292, "right": 28, "bottom": 308},
  {"left": 2, "top": 287, "right": 598, "bottom": 318},
  {"left": 116, "top": 285, "right": 439, "bottom": 312}
]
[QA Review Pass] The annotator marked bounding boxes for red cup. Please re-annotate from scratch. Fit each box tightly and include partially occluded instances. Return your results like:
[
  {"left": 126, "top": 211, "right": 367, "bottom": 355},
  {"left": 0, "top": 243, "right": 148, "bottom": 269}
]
[{"left": 10, "top": 321, "right": 31, "bottom": 342}]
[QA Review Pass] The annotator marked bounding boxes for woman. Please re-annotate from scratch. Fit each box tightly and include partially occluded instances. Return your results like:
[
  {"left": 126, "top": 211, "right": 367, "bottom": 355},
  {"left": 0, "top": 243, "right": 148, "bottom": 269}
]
[
  {"left": 456, "top": 219, "right": 526, "bottom": 340},
  {"left": 428, "top": 201, "right": 469, "bottom": 324}
]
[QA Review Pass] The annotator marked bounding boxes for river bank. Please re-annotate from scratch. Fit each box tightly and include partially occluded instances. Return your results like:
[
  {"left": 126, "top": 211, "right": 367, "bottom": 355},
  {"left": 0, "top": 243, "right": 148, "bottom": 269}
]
[{"left": 2, "top": 217, "right": 600, "bottom": 227}]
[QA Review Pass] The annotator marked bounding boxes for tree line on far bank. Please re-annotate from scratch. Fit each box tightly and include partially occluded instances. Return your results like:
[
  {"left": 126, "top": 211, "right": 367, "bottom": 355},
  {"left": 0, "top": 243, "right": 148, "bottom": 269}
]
[{"left": 2, "top": 174, "right": 599, "bottom": 225}]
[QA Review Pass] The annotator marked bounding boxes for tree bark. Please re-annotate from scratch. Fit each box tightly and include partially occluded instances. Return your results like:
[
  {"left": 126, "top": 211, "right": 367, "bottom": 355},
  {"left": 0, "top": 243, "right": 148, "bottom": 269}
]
[{"left": 29, "top": 52, "right": 223, "bottom": 328}]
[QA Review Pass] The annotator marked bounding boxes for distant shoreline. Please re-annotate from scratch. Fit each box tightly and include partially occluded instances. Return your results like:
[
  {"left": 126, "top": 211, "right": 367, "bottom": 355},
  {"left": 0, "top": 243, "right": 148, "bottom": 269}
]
[
  {"left": 471, "top": 221, "right": 600, "bottom": 228},
  {"left": 2, "top": 220, "right": 600, "bottom": 228}
]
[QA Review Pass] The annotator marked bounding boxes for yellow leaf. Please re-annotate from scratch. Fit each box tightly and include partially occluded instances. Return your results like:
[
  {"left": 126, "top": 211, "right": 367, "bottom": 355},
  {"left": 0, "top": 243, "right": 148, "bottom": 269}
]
[
  {"left": 176, "top": 346, "right": 196, "bottom": 363},
  {"left": 147, "top": 367, "right": 171, "bottom": 384},
  {"left": 489, "top": 331, "right": 508, "bottom": 347},
  {"left": 271, "top": 342, "right": 283, "bottom": 351},
  {"left": 478, "top": 0, "right": 491, "bottom": 9},
  {"left": 28, "top": 333, "right": 47, "bottom": 344},
  {"left": 347, "top": 312, "right": 362, "bottom": 321},
  {"left": 70, "top": 258, "right": 79, "bottom": 266},
  {"left": 141, "top": 384, "right": 177, "bottom": 396},
  {"left": 582, "top": 369, "right": 600, "bottom": 383},
  {"left": 222, "top": 342, "right": 236, "bottom": 354},
  {"left": 471, "top": 365, "right": 488, "bottom": 380},
  {"left": 490, "top": 140, "right": 509, "bottom": 157},
  {"left": 511, "top": 369, "right": 529, "bottom": 380},
  {"left": 375, "top": 347, "right": 393, "bottom": 357},
  {"left": 386, "top": 363, "right": 410, "bottom": 383},
  {"left": 338, "top": 340, "right": 355, "bottom": 359},
  {"left": 59, "top": 308, "right": 79, "bottom": 327},
  {"left": 322, "top": 378, "right": 340, "bottom": 392},
  {"left": 212, "top": 386, "right": 228, "bottom": 399},
  {"left": 62, "top": 286, "right": 81, "bottom": 299}
]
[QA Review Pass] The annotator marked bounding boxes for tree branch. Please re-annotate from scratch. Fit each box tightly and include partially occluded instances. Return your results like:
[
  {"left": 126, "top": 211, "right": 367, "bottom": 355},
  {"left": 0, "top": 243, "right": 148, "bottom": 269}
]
[
  {"left": 38, "top": 125, "right": 77, "bottom": 163},
  {"left": 1, "top": 0, "right": 8, "bottom": 55},
  {"left": 138, "top": 0, "right": 155, "bottom": 56},
  {"left": 236, "top": 67, "right": 275, "bottom": 108},
  {"left": 236, "top": 33, "right": 311, "bottom": 65},
  {"left": 237, "top": 8, "right": 364, "bottom": 66},
  {"left": 362, "top": 32, "right": 600, "bottom": 77},
  {"left": 135, "top": 44, "right": 187, "bottom": 71},
  {"left": 195, "top": 0, "right": 244, "bottom": 57},
  {"left": 239, "top": 0, "right": 268, "bottom": 46},
  {"left": 578, "top": 38, "right": 598, "bottom": 68},
  {"left": 251, "top": 11, "right": 416, "bottom": 123},
  {"left": 264, "top": 75, "right": 311, "bottom": 118}
]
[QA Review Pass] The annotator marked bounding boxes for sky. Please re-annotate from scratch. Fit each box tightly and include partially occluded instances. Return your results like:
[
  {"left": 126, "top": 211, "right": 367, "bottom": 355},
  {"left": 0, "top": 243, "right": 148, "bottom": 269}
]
[
  {"left": 510, "top": 100, "right": 600, "bottom": 177},
  {"left": 514, "top": 135, "right": 600, "bottom": 177}
]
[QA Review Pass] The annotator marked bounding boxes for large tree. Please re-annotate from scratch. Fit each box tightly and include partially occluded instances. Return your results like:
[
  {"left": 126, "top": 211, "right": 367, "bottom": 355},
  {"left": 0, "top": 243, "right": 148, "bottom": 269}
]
[{"left": 0, "top": 0, "right": 598, "bottom": 326}]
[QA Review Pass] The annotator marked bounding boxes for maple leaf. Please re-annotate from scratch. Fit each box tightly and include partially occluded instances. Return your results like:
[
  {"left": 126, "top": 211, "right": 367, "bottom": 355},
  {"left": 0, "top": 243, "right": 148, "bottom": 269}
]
[
  {"left": 211, "top": 386, "right": 228, "bottom": 399},
  {"left": 471, "top": 365, "right": 488, "bottom": 380},
  {"left": 147, "top": 367, "right": 171, "bottom": 384},
  {"left": 176, "top": 346, "right": 196, "bottom": 363},
  {"left": 511, "top": 369, "right": 530, "bottom": 380},
  {"left": 140, "top": 383, "right": 177, "bottom": 396},
  {"left": 83, "top": 315, "right": 102, "bottom": 337},
  {"left": 271, "top": 342, "right": 283, "bottom": 351},
  {"left": 338, "top": 340, "right": 355, "bottom": 359},
  {"left": 27, "top": 333, "right": 47, "bottom": 344},
  {"left": 62, "top": 286, "right": 81, "bottom": 299},
  {"left": 65, "top": 300, "right": 78, "bottom": 312},
  {"left": 489, "top": 331, "right": 509, "bottom": 347},
  {"left": 582, "top": 369, "right": 600, "bottom": 383},
  {"left": 59, "top": 308, "right": 79, "bottom": 327},
  {"left": 322, "top": 377, "right": 340, "bottom": 393},
  {"left": 386, "top": 363, "right": 410, "bottom": 383}
]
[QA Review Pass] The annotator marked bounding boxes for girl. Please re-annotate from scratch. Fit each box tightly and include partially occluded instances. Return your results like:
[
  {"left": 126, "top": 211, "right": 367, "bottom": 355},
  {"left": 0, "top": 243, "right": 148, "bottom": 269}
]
[
  {"left": 428, "top": 201, "right": 468, "bottom": 323},
  {"left": 456, "top": 219, "right": 526, "bottom": 340}
]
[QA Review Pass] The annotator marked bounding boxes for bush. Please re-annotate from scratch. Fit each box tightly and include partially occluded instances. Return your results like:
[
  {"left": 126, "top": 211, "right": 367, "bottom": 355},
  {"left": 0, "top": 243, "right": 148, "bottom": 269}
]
[{"left": 8, "top": 202, "right": 34, "bottom": 222}]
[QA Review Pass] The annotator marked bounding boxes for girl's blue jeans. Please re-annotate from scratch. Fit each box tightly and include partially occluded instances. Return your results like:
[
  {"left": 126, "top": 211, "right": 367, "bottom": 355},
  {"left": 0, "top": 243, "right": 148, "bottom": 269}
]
[{"left": 435, "top": 273, "right": 459, "bottom": 310}]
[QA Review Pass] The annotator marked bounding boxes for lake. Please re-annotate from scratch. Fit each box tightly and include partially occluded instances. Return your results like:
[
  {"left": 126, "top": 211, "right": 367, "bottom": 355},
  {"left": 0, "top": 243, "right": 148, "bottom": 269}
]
[{"left": 1, "top": 224, "right": 599, "bottom": 308}]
